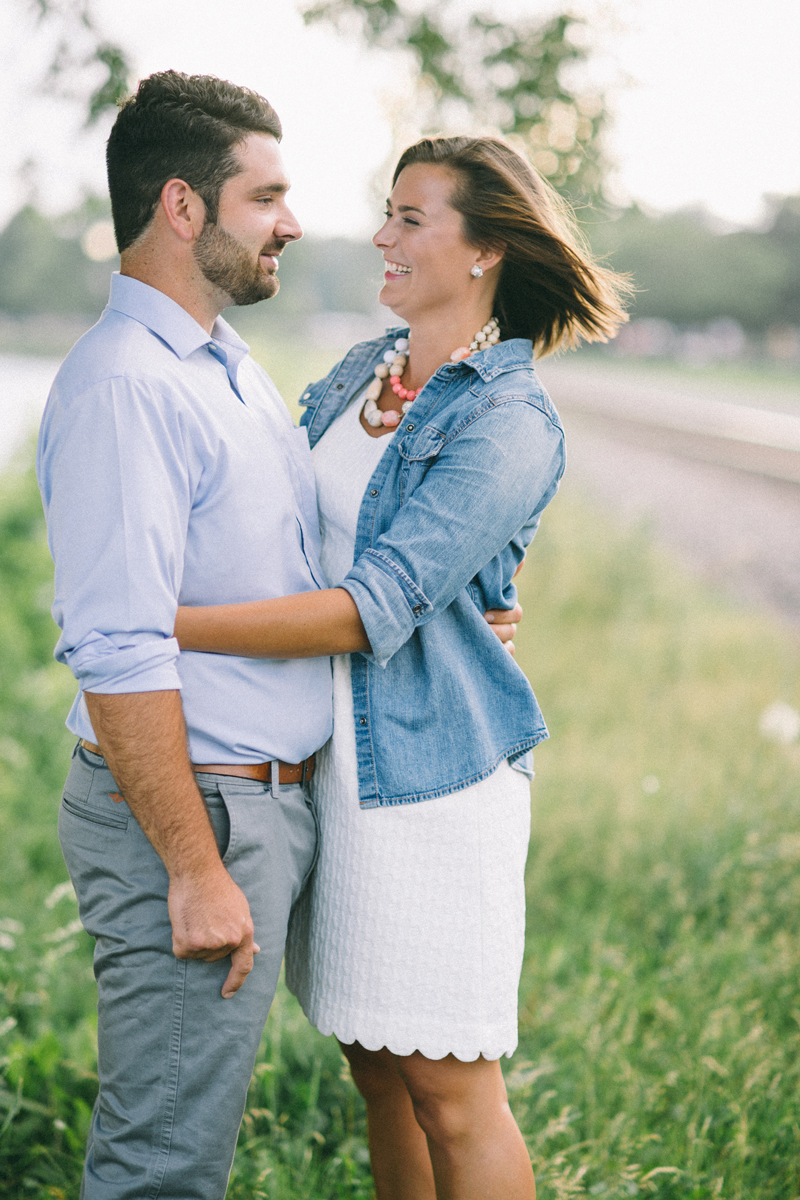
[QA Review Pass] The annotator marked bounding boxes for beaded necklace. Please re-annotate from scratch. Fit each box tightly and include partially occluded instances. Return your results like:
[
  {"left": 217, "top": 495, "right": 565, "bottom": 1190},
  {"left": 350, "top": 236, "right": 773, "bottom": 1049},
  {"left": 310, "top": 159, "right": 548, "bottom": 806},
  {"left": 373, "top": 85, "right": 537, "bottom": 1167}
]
[{"left": 363, "top": 317, "right": 500, "bottom": 429}]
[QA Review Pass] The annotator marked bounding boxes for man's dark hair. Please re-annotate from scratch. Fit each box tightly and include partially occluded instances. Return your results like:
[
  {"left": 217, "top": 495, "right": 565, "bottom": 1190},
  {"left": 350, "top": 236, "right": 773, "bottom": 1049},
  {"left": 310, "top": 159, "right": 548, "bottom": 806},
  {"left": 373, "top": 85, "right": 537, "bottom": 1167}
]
[{"left": 106, "top": 71, "right": 282, "bottom": 252}]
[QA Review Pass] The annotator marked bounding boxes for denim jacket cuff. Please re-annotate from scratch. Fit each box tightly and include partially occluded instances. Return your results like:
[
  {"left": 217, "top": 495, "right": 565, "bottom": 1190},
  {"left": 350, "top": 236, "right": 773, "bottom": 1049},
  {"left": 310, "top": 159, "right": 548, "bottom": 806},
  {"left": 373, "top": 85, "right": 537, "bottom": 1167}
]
[{"left": 342, "top": 550, "right": 434, "bottom": 667}]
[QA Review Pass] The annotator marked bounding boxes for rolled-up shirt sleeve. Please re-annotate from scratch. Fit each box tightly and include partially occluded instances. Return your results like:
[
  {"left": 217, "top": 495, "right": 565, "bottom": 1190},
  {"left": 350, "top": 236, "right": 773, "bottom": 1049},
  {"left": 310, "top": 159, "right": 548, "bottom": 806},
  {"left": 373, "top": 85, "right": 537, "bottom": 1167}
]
[
  {"left": 342, "top": 399, "right": 565, "bottom": 667},
  {"left": 38, "top": 375, "right": 192, "bottom": 693}
]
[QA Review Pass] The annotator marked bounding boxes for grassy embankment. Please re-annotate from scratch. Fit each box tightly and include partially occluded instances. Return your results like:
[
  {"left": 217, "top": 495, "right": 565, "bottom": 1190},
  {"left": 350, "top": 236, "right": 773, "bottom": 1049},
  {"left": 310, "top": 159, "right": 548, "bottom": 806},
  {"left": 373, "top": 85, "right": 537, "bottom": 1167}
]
[{"left": 1, "top": 345, "right": 800, "bottom": 1197}]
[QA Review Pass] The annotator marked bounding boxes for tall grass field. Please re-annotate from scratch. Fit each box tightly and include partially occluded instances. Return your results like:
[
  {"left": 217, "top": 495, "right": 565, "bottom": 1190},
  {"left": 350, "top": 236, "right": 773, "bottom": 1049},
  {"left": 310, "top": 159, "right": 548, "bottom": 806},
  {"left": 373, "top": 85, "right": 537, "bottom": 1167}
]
[{"left": 1, "top": 349, "right": 800, "bottom": 1197}]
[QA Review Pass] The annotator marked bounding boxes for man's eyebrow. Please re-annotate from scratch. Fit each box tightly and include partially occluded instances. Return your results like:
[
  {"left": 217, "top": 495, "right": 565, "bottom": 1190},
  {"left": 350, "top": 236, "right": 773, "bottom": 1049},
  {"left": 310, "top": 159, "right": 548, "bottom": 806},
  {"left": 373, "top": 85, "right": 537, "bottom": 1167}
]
[
  {"left": 397, "top": 205, "right": 425, "bottom": 215},
  {"left": 247, "top": 181, "right": 289, "bottom": 197}
]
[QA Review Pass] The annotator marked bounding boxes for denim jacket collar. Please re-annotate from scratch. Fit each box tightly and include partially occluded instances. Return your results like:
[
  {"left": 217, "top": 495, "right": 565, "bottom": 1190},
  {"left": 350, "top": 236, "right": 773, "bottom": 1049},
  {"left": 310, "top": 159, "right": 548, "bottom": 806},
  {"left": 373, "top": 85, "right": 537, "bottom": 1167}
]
[{"left": 381, "top": 326, "right": 535, "bottom": 381}]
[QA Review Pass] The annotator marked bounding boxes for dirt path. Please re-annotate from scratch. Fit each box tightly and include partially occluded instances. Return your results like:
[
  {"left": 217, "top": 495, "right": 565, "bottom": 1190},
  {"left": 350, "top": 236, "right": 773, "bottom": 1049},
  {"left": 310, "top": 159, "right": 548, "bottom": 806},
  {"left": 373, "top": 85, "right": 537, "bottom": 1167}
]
[{"left": 537, "top": 361, "right": 800, "bottom": 633}]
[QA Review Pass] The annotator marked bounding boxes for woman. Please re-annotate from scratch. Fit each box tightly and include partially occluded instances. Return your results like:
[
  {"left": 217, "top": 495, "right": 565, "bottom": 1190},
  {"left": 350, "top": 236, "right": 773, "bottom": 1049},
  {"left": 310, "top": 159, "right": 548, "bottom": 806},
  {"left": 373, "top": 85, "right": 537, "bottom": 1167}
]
[{"left": 175, "top": 136, "right": 629, "bottom": 1198}]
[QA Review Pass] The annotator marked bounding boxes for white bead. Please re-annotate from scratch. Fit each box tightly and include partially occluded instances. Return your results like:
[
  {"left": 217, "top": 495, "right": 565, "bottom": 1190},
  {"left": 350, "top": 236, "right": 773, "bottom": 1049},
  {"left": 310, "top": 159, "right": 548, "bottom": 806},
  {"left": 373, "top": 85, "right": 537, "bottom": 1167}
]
[
  {"left": 401, "top": 400, "right": 414, "bottom": 413},
  {"left": 383, "top": 350, "right": 396, "bottom": 363},
  {"left": 367, "top": 410, "right": 384, "bottom": 427},
  {"left": 391, "top": 360, "right": 405, "bottom": 376},
  {"left": 375, "top": 363, "right": 389, "bottom": 379},
  {"left": 394, "top": 337, "right": 409, "bottom": 351},
  {"left": 365, "top": 378, "right": 383, "bottom": 401}
]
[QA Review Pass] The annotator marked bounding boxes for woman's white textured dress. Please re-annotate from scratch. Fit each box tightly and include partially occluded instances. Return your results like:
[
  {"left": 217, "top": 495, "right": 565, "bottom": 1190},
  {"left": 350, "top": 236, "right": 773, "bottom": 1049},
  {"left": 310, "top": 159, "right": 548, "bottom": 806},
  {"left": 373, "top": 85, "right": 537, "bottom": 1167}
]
[{"left": 284, "top": 394, "right": 532, "bottom": 1062}]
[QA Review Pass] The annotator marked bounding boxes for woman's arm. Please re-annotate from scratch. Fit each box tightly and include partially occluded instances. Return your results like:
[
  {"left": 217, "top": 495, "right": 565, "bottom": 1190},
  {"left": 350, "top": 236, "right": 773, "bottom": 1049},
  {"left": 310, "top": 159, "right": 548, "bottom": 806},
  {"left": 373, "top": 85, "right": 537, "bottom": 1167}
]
[
  {"left": 175, "top": 587, "right": 371, "bottom": 658},
  {"left": 174, "top": 589, "right": 522, "bottom": 659}
]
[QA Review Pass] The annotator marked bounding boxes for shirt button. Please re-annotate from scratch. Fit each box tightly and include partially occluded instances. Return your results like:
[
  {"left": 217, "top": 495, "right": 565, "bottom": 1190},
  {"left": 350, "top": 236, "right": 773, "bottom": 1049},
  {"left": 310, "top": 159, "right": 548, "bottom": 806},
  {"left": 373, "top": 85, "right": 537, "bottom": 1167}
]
[
  {"left": 406, "top": 423, "right": 415, "bottom": 431},
  {"left": 359, "top": 717, "right": 367, "bottom": 726},
  {"left": 303, "top": 392, "right": 311, "bottom": 399},
  {"left": 370, "top": 489, "right": 378, "bottom": 497},
  {"left": 335, "top": 383, "right": 344, "bottom": 390},
  {"left": 412, "top": 604, "right": 423, "bottom": 615}
]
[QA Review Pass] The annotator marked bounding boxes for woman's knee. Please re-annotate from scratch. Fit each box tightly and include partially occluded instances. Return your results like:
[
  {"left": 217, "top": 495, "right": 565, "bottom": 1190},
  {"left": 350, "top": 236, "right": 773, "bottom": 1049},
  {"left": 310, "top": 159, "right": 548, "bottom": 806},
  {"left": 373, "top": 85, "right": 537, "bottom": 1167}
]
[
  {"left": 396, "top": 1054, "right": 507, "bottom": 1146},
  {"left": 339, "top": 1040, "right": 404, "bottom": 1104}
]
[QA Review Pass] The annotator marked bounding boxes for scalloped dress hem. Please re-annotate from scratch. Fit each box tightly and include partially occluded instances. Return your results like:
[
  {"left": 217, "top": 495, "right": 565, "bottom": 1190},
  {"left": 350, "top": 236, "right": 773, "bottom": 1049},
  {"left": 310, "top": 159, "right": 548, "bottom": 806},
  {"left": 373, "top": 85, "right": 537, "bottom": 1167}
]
[{"left": 302, "top": 1015, "right": 517, "bottom": 1063}]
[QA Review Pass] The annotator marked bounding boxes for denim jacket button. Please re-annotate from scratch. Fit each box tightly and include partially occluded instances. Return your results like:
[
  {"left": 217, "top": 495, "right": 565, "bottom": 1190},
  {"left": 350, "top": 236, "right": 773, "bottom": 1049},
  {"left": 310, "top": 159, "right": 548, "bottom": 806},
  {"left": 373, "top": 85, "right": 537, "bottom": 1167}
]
[
  {"left": 412, "top": 604, "right": 423, "bottom": 615},
  {"left": 406, "top": 423, "right": 415, "bottom": 431},
  {"left": 303, "top": 392, "right": 311, "bottom": 399},
  {"left": 370, "top": 489, "right": 378, "bottom": 497},
  {"left": 359, "top": 717, "right": 367, "bottom": 726},
  {"left": 335, "top": 383, "right": 344, "bottom": 390}
]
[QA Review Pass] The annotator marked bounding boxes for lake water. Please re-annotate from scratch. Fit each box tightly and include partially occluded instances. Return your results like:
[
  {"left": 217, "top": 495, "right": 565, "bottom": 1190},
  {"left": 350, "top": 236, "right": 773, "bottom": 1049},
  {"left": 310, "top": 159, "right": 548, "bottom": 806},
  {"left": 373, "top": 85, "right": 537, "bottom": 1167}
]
[{"left": 0, "top": 354, "right": 62, "bottom": 470}]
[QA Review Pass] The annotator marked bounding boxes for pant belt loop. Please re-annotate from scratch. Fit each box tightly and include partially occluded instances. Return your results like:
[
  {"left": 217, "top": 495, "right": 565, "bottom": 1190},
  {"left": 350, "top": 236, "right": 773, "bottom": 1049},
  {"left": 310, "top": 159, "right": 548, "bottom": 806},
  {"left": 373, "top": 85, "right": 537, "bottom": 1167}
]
[
  {"left": 301, "top": 757, "right": 307, "bottom": 787},
  {"left": 270, "top": 759, "right": 280, "bottom": 799}
]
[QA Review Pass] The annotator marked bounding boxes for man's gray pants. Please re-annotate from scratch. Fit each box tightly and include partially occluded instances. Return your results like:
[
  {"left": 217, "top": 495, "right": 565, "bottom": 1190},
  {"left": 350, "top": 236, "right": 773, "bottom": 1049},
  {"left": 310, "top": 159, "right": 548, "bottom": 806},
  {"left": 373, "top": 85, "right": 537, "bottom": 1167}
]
[{"left": 58, "top": 743, "right": 318, "bottom": 1200}]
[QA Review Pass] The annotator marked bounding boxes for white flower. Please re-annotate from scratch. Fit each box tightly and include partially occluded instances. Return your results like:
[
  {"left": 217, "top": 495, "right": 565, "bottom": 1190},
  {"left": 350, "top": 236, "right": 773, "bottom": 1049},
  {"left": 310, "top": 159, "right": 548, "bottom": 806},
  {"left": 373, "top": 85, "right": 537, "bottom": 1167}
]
[{"left": 759, "top": 702, "right": 800, "bottom": 745}]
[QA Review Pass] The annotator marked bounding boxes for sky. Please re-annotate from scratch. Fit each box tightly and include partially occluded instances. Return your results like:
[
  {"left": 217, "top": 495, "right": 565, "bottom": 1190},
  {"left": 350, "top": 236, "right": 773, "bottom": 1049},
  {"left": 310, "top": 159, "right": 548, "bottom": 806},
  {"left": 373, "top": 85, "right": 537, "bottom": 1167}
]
[{"left": 1, "top": 0, "right": 799, "bottom": 237}]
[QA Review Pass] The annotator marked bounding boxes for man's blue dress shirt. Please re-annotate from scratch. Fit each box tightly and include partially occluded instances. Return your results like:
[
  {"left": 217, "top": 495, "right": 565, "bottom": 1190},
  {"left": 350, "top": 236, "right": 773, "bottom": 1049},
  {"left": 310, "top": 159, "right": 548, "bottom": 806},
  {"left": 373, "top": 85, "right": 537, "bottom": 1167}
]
[{"left": 37, "top": 273, "right": 333, "bottom": 764}]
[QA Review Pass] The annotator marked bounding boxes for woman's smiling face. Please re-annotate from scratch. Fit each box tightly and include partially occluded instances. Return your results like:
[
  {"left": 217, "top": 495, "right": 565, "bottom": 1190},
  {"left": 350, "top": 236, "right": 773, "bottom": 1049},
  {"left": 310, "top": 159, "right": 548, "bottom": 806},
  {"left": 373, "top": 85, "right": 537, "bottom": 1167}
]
[{"left": 373, "top": 164, "right": 486, "bottom": 321}]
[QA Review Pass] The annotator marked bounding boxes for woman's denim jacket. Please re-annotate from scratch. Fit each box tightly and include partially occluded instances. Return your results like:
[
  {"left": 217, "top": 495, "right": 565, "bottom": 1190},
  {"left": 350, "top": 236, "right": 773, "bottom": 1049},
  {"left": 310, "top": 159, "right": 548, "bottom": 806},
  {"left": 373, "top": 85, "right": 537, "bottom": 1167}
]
[{"left": 300, "top": 328, "right": 565, "bottom": 808}]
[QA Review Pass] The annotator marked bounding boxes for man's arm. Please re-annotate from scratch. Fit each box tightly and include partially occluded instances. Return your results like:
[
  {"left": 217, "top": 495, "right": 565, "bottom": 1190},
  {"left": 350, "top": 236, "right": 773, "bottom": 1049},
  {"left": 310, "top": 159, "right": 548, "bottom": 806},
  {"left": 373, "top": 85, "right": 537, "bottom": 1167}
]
[{"left": 84, "top": 689, "right": 258, "bottom": 998}]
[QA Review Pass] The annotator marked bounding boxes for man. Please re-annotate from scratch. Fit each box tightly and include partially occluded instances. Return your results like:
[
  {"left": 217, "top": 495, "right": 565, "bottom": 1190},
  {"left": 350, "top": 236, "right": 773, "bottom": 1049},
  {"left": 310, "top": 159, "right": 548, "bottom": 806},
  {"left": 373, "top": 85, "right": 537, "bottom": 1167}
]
[{"left": 37, "top": 71, "right": 331, "bottom": 1198}]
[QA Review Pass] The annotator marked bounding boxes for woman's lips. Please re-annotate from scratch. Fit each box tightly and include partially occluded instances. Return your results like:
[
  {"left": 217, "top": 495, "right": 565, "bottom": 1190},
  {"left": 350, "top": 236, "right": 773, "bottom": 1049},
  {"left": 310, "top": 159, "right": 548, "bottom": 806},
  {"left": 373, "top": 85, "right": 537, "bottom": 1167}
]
[{"left": 384, "top": 262, "right": 411, "bottom": 280}]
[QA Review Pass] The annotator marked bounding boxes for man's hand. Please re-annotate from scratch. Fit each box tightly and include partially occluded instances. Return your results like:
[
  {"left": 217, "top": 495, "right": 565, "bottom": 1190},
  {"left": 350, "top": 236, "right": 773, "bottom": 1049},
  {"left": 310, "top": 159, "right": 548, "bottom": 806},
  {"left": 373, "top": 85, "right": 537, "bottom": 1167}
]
[
  {"left": 168, "top": 864, "right": 260, "bottom": 998},
  {"left": 484, "top": 602, "right": 523, "bottom": 656},
  {"left": 84, "top": 689, "right": 258, "bottom": 998}
]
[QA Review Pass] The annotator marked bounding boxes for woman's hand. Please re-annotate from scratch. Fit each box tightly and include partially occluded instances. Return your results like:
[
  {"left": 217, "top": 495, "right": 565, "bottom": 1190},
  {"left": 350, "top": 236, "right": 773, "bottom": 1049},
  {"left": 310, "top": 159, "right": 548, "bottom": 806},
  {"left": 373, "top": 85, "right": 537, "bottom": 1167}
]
[{"left": 484, "top": 602, "right": 523, "bottom": 656}]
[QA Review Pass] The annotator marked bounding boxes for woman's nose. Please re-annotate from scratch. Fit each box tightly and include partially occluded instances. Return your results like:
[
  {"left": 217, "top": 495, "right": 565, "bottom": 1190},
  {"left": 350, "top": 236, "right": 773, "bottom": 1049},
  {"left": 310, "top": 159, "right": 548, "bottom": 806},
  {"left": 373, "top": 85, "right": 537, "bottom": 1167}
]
[{"left": 373, "top": 222, "right": 393, "bottom": 249}]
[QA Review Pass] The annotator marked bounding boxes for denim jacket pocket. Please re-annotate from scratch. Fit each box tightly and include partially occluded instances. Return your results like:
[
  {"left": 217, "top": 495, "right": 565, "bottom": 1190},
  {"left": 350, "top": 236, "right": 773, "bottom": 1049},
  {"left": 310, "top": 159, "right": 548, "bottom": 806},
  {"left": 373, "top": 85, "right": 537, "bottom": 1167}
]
[
  {"left": 397, "top": 425, "right": 445, "bottom": 500},
  {"left": 397, "top": 425, "right": 446, "bottom": 462}
]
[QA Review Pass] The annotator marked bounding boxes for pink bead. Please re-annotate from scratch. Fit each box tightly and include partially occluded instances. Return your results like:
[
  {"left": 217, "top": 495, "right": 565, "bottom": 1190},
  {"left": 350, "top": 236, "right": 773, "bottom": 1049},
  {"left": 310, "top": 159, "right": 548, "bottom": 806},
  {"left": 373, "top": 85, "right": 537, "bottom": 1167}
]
[
  {"left": 382, "top": 410, "right": 400, "bottom": 426},
  {"left": 390, "top": 375, "right": 401, "bottom": 384},
  {"left": 398, "top": 388, "right": 408, "bottom": 399}
]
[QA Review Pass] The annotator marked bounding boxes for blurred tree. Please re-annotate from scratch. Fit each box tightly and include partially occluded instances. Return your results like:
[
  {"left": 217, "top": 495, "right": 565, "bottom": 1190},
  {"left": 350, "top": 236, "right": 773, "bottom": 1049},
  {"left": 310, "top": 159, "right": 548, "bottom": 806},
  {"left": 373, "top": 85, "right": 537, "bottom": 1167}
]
[
  {"left": 27, "top": 0, "right": 132, "bottom": 122},
  {"left": 762, "top": 194, "right": 800, "bottom": 325},
  {"left": 0, "top": 197, "right": 117, "bottom": 315},
  {"left": 589, "top": 205, "right": 790, "bottom": 331},
  {"left": 301, "top": 0, "right": 609, "bottom": 198}
]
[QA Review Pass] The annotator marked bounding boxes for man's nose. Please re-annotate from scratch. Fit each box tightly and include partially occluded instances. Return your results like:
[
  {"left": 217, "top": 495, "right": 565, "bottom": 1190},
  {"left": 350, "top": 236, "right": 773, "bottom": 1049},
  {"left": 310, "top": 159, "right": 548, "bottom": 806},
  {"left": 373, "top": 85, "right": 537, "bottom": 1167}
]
[{"left": 277, "top": 207, "right": 303, "bottom": 242}]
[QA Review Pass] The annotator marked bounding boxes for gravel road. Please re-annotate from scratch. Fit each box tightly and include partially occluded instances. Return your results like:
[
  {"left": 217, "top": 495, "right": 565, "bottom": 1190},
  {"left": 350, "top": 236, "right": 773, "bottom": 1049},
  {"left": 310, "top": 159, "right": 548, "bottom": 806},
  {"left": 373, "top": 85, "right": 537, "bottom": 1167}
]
[{"left": 537, "top": 360, "right": 800, "bottom": 633}]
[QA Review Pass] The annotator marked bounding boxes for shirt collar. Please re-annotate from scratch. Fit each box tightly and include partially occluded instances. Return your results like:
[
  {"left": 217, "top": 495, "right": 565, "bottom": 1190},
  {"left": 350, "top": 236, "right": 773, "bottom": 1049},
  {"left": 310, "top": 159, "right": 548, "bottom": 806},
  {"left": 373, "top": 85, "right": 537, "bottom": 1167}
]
[{"left": 107, "top": 273, "right": 250, "bottom": 362}]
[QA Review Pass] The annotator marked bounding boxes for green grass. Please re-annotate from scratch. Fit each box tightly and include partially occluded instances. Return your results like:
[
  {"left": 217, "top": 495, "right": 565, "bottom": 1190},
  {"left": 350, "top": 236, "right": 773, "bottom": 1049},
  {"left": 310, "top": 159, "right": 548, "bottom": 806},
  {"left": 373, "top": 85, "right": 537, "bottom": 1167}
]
[
  {"left": 2, "top": 429, "right": 800, "bottom": 1196},
  {"left": 246, "top": 337, "right": 347, "bottom": 425}
]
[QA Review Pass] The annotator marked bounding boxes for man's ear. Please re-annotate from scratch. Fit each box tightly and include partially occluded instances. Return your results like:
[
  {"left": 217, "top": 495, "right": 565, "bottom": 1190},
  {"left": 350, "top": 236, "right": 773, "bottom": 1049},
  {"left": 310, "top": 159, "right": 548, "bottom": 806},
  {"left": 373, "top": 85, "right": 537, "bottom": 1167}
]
[{"left": 160, "top": 178, "right": 207, "bottom": 243}]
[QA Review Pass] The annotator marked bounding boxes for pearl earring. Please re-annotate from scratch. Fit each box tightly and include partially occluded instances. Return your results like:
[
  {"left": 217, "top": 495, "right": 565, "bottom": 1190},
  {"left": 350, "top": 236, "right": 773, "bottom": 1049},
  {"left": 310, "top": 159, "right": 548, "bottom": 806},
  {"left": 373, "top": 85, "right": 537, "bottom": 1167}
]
[{"left": 470, "top": 264, "right": 483, "bottom": 278}]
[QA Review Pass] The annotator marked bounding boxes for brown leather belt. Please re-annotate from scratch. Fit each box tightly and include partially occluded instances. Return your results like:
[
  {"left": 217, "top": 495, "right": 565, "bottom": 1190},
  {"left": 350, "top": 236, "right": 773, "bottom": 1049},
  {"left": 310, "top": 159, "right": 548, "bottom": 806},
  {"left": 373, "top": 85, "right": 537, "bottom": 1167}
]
[{"left": 80, "top": 740, "right": 315, "bottom": 785}]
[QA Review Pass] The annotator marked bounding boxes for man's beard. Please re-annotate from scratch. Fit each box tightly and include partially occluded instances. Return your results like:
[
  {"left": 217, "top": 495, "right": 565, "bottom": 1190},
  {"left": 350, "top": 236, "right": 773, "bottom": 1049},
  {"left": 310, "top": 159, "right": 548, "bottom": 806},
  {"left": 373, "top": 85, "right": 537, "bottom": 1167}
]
[{"left": 193, "top": 221, "right": 281, "bottom": 306}]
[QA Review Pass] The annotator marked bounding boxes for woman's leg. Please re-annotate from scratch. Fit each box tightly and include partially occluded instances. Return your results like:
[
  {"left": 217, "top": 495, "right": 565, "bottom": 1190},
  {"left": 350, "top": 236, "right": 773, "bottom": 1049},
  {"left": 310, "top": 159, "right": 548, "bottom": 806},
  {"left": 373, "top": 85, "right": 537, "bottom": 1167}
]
[
  {"left": 395, "top": 1051, "right": 535, "bottom": 1200},
  {"left": 339, "top": 1040, "right": 436, "bottom": 1200}
]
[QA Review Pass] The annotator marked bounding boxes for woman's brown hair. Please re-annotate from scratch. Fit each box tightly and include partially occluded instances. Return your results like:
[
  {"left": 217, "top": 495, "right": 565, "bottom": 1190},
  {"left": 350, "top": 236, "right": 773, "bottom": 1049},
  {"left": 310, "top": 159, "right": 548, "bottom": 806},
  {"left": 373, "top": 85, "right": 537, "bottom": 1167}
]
[{"left": 392, "top": 136, "right": 631, "bottom": 356}]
